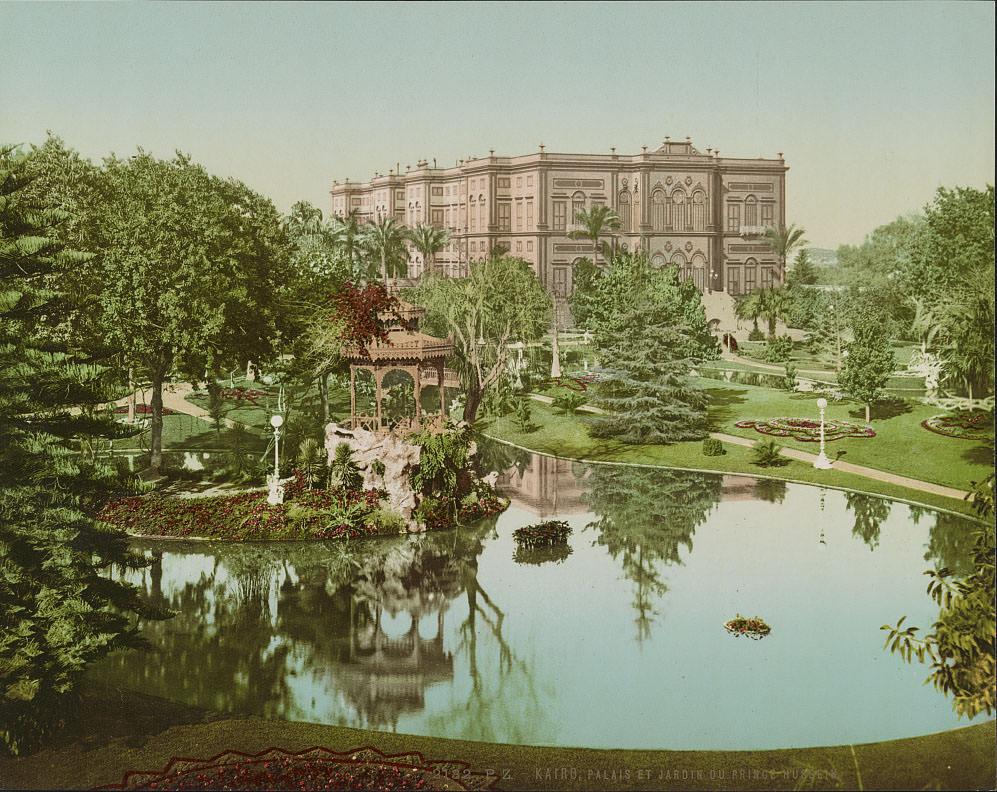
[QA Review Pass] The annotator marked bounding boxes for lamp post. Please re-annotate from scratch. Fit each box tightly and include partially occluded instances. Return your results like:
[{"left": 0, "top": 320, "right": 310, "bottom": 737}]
[
  {"left": 813, "top": 397, "right": 832, "bottom": 469},
  {"left": 831, "top": 303, "right": 841, "bottom": 372},
  {"left": 267, "top": 413, "right": 284, "bottom": 505}
]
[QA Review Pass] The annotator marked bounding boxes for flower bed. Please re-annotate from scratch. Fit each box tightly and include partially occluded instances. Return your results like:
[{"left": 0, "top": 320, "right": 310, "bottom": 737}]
[
  {"left": 735, "top": 417, "right": 875, "bottom": 442},
  {"left": 513, "top": 519, "right": 572, "bottom": 549},
  {"left": 99, "top": 471, "right": 390, "bottom": 541},
  {"left": 418, "top": 493, "right": 509, "bottom": 531},
  {"left": 922, "top": 412, "right": 994, "bottom": 441},
  {"left": 191, "top": 386, "right": 276, "bottom": 406},
  {"left": 113, "top": 404, "right": 177, "bottom": 415},
  {"left": 724, "top": 614, "right": 771, "bottom": 639}
]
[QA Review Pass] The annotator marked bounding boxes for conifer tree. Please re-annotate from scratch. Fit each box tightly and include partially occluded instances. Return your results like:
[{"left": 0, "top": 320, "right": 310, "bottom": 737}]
[
  {"left": 589, "top": 301, "right": 710, "bottom": 444},
  {"left": 0, "top": 147, "right": 155, "bottom": 755}
]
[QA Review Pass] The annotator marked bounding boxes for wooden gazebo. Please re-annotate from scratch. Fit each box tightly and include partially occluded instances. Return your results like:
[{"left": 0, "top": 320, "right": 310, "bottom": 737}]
[{"left": 346, "top": 294, "right": 458, "bottom": 433}]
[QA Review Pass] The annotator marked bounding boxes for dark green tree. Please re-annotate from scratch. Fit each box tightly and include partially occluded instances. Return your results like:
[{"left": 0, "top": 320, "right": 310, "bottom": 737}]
[
  {"left": 838, "top": 311, "right": 896, "bottom": 422},
  {"left": 589, "top": 301, "right": 710, "bottom": 445},
  {"left": 787, "top": 248, "right": 819, "bottom": 287},
  {"left": 0, "top": 148, "right": 157, "bottom": 755},
  {"left": 567, "top": 256, "right": 600, "bottom": 330}
]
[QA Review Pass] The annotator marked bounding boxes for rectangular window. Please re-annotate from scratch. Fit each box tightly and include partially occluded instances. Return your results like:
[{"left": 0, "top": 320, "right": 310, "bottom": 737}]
[
  {"left": 761, "top": 203, "right": 773, "bottom": 227},
  {"left": 727, "top": 266, "right": 741, "bottom": 296},
  {"left": 553, "top": 201, "right": 567, "bottom": 231},
  {"left": 516, "top": 176, "right": 523, "bottom": 188},
  {"left": 526, "top": 199, "right": 534, "bottom": 228},
  {"left": 396, "top": 190, "right": 404, "bottom": 201},
  {"left": 745, "top": 266, "right": 757, "bottom": 293},
  {"left": 498, "top": 202, "right": 511, "bottom": 231},
  {"left": 761, "top": 267, "right": 774, "bottom": 289},
  {"left": 498, "top": 177, "right": 510, "bottom": 188},
  {"left": 527, "top": 240, "right": 534, "bottom": 252},
  {"left": 516, "top": 241, "right": 523, "bottom": 252},
  {"left": 431, "top": 186, "right": 443, "bottom": 197},
  {"left": 470, "top": 204, "right": 476, "bottom": 231},
  {"left": 516, "top": 201, "right": 523, "bottom": 231},
  {"left": 527, "top": 175, "right": 534, "bottom": 187},
  {"left": 431, "top": 209, "right": 444, "bottom": 226},
  {"left": 351, "top": 197, "right": 361, "bottom": 206},
  {"left": 727, "top": 203, "right": 740, "bottom": 232}
]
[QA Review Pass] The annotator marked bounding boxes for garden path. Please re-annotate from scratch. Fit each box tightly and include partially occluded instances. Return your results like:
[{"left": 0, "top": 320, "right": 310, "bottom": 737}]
[
  {"left": 709, "top": 431, "right": 971, "bottom": 500},
  {"left": 719, "top": 350, "right": 837, "bottom": 376},
  {"left": 111, "top": 383, "right": 244, "bottom": 429}
]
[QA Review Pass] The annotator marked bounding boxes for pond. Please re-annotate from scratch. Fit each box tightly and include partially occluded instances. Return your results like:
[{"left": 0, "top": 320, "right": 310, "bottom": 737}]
[{"left": 90, "top": 451, "right": 988, "bottom": 750}]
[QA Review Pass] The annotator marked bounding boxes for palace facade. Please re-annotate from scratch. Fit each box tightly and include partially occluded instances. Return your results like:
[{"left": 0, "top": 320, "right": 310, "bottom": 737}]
[{"left": 329, "top": 137, "right": 788, "bottom": 305}]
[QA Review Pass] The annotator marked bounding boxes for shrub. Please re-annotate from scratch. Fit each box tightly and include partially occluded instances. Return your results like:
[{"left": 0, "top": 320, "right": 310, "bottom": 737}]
[
  {"left": 552, "top": 390, "right": 586, "bottom": 415},
  {"left": 783, "top": 363, "right": 798, "bottom": 391},
  {"left": 513, "top": 519, "right": 572, "bottom": 548},
  {"left": 764, "top": 334, "right": 794, "bottom": 363},
  {"left": 748, "top": 326, "right": 766, "bottom": 342},
  {"left": 702, "top": 437, "right": 724, "bottom": 456},
  {"left": 296, "top": 437, "right": 327, "bottom": 489},
  {"left": 367, "top": 506, "right": 407, "bottom": 535},
  {"left": 329, "top": 442, "right": 362, "bottom": 491},
  {"left": 750, "top": 438, "right": 787, "bottom": 467},
  {"left": 514, "top": 398, "right": 538, "bottom": 433}
]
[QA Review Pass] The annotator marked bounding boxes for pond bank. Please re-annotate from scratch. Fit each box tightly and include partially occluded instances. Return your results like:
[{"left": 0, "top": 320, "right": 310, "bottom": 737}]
[{"left": 1, "top": 681, "right": 992, "bottom": 791}]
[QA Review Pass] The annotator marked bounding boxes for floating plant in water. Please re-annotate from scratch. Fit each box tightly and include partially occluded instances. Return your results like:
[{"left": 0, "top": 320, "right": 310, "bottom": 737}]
[
  {"left": 513, "top": 519, "right": 572, "bottom": 549},
  {"left": 724, "top": 614, "right": 772, "bottom": 639}
]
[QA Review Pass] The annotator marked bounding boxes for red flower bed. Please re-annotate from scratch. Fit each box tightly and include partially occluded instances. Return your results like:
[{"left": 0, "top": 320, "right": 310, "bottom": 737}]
[
  {"left": 922, "top": 412, "right": 993, "bottom": 440},
  {"left": 735, "top": 417, "right": 875, "bottom": 442},
  {"left": 724, "top": 614, "right": 771, "bottom": 639},
  {"left": 113, "top": 404, "right": 177, "bottom": 415},
  {"left": 513, "top": 520, "right": 572, "bottom": 549},
  {"left": 95, "top": 745, "right": 502, "bottom": 791},
  {"left": 99, "top": 471, "right": 389, "bottom": 541}
]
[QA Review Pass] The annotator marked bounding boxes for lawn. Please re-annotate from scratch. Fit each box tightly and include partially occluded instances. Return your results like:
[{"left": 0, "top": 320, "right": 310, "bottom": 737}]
[
  {"left": 483, "top": 390, "right": 990, "bottom": 517},
  {"left": 102, "top": 414, "right": 258, "bottom": 452}
]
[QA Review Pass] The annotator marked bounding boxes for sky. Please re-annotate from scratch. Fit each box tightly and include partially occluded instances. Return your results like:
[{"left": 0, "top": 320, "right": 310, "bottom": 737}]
[{"left": 1, "top": 1, "right": 993, "bottom": 249}]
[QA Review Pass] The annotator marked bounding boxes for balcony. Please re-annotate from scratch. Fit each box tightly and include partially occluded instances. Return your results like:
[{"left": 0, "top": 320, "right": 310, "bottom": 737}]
[{"left": 740, "top": 225, "right": 768, "bottom": 237}]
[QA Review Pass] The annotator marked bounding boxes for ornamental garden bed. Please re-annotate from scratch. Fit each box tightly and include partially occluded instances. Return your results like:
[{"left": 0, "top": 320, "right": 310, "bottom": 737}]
[
  {"left": 922, "top": 412, "right": 994, "bottom": 441},
  {"left": 513, "top": 519, "right": 572, "bottom": 549},
  {"left": 735, "top": 417, "right": 875, "bottom": 442},
  {"left": 724, "top": 614, "right": 772, "bottom": 639}
]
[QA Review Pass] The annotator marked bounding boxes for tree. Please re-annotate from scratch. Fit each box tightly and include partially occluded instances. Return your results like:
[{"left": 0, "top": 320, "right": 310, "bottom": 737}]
[
  {"left": 25, "top": 143, "right": 292, "bottom": 473},
  {"left": 734, "top": 289, "right": 766, "bottom": 337},
  {"left": 588, "top": 301, "right": 710, "bottom": 444},
  {"left": 568, "top": 205, "right": 621, "bottom": 268},
  {"left": 408, "top": 223, "right": 451, "bottom": 275},
  {"left": 0, "top": 147, "right": 158, "bottom": 755},
  {"left": 566, "top": 256, "right": 600, "bottom": 330},
  {"left": 934, "top": 265, "right": 994, "bottom": 410},
  {"left": 762, "top": 223, "right": 807, "bottom": 285},
  {"left": 329, "top": 209, "right": 364, "bottom": 277},
  {"left": 787, "top": 248, "right": 819, "bottom": 286},
  {"left": 759, "top": 286, "right": 795, "bottom": 337},
  {"left": 408, "top": 255, "right": 552, "bottom": 422},
  {"left": 360, "top": 216, "right": 409, "bottom": 281},
  {"left": 838, "top": 312, "right": 896, "bottom": 422}
]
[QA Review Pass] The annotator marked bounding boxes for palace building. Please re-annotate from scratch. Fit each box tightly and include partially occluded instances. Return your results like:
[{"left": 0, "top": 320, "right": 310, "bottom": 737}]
[{"left": 329, "top": 137, "right": 788, "bottom": 311}]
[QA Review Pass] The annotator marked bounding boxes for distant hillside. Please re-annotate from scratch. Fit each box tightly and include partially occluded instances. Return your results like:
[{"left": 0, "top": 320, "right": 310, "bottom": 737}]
[{"left": 806, "top": 247, "right": 838, "bottom": 267}]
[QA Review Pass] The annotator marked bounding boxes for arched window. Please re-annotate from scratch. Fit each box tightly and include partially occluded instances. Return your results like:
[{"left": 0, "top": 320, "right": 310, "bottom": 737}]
[
  {"left": 650, "top": 252, "right": 666, "bottom": 269},
  {"left": 670, "top": 251, "right": 687, "bottom": 280},
  {"left": 691, "top": 253, "right": 707, "bottom": 290},
  {"left": 618, "top": 191, "right": 631, "bottom": 231},
  {"left": 651, "top": 190, "right": 666, "bottom": 231},
  {"left": 571, "top": 191, "right": 586, "bottom": 226},
  {"left": 744, "top": 195, "right": 758, "bottom": 227},
  {"left": 744, "top": 257, "right": 758, "bottom": 293},
  {"left": 692, "top": 190, "right": 707, "bottom": 231},
  {"left": 671, "top": 189, "right": 687, "bottom": 231}
]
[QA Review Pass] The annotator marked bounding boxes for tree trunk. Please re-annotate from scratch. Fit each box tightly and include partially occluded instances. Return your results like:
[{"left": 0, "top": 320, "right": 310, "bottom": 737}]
[
  {"left": 968, "top": 380, "right": 974, "bottom": 412},
  {"left": 319, "top": 373, "right": 330, "bottom": 421},
  {"left": 127, "top": 366, "right": 135, "bottom": 424},
  {"left": 150, "top": 374, "right": 164, "bottom": 473},
  {"left": 768, "top": 315, "right": 777, "bottom": 337},
  {"left": 462, "top": 384, "right": 483, "bottom": 423},
  {"left": 865, "top": 402, "right": 871, "bottom": 423}
]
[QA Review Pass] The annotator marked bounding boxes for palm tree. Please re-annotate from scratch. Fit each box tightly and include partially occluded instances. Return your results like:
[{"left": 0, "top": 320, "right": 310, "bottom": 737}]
[
  {"left": 568, "top": 205, "right": 621, "bottom": 268},
  {"left": 762, "top": 223, "right": 808, "bottom": 285},
  {"left": 408, "top": 224, "right": 451, "bottom": 276},
  {"left": 283, "top": 200, "right": 325, "bottom": 238},
  {"left": 935, "top": 268, "right": 995, "bottom": 411},
  {"left": 360, "top": 216, "right": 409, "bottom": 283},
  {"left": 760, "top": 287, "right": 795, "bottom": 337},
  {"left": 329, "top": 209, "right": 363, "bottom": 277},
  {"left": 734, "top": 289, "right": 766, "bottom": 337}
]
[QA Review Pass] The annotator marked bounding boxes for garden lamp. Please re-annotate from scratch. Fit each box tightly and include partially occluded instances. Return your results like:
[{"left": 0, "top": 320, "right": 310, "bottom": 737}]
[
  {"left": 267, "top": 413, "right": 284, "bottom": 504},
  {"left": 813, "top": 398, "right": 832, "bottom": 469}
]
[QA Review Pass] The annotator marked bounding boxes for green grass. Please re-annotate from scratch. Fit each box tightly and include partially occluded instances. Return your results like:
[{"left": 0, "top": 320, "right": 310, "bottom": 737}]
[
  {"left": 3, "top": 680, "right": 993, "bottom": 791},
  {"left": 101, "top": 414, "right": 266, "bottom": 452},
  {"left": 483, "top": 391, "right": 990, "bottom": 518}
]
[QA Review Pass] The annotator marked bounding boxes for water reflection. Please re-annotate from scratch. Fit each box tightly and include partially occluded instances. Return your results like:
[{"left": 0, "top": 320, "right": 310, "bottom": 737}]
[{"left": 91, "top": 451, "right": 982, "bottom": 750}]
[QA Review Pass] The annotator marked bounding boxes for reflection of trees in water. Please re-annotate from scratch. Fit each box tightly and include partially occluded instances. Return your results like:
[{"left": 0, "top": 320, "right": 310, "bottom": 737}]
[
  {"left": 753, "top": 478, "right": 787, "bottom": 504},
  {"left": 474, "top": 436, "right": 530, "bottom": 478},
  {"left": 923, "top": 512, "right": 979, "bottom": 577},
  {"left": 845, "top": 493, "right": 891, "bottom": 550},
  {"left": 421, "top": 519, "right": 553, "bottom": 744},
  {"left": 583, "top": 466, "right": 722, "bottom": 641}
]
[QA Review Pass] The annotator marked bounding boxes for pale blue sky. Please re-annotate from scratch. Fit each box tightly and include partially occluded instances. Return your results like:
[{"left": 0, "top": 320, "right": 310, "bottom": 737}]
[{"left": 2, "top": 1, "right": 993, "bottom": 248}]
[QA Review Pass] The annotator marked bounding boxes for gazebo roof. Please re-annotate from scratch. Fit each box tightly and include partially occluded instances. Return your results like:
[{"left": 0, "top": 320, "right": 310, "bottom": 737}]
[
  {"left": 346, "top": 330, "right": 453, "bottom": 364},
  {"left": 379, "top": 298, "right": 426, "bottom": 325}
]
